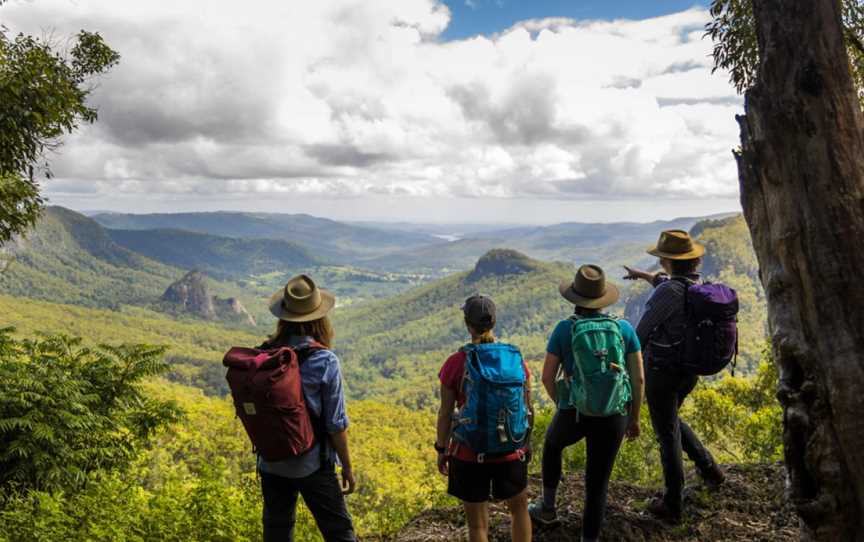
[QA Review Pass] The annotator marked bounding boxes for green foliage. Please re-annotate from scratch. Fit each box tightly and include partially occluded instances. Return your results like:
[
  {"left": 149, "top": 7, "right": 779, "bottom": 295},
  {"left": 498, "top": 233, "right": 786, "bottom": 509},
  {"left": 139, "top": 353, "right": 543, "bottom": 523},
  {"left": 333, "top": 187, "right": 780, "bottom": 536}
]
[
  {"left": 684, "top": 348, "right": 783, "bottom": 463},
  {"left": 706, "top": 0, "right": 864, "bottom": 106},
  {"left": 0, "top": 23, "right": 118, "bottom": 242},
  {"left": 332, "top": 255, "right": 578, "bottom": 404},
  {"left": 0, "top": 293, "right": 260, "bottom": 396},
  {"left": 0, "top": 377, "right": 447, "bottom": 542},
  {"left": 696, "top": 215, "right": 767, "bottom": 372},
  {"left": 346, "top": 402, "right": 449, "bottom": 535},
  {"left": 0, "top": 207, "right": 181, "bottom": 309},
  {"left": 0, "top": 329, "right": 180, "bottom": 494},
  {"left": 0, "top": 174, "right": 42, "bottom": 248}
]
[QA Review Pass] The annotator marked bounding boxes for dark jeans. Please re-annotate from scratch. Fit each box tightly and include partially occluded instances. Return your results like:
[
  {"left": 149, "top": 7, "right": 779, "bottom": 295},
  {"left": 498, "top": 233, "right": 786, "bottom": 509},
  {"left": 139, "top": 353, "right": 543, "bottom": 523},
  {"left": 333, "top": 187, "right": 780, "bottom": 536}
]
[
  {"left": 541, "top": 409, "right": 628, "bottom": 540},
  {"left": 260, "top": 464, "right": 356, "bottom": 542},
  {"left": 645, "top": 364, "right": 716, "bottom": 512}
]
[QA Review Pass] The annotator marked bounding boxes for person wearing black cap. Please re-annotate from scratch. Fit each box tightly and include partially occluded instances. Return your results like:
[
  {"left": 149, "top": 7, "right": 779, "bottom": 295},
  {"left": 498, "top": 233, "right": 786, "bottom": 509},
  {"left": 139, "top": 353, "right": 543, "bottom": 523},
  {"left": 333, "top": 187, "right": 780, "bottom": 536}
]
[
  {"left": 435, "top": 295, "right": 534, "bottom": 542},
  {"left": 528, "top": 265, "right": 644, "bottom": 542}
]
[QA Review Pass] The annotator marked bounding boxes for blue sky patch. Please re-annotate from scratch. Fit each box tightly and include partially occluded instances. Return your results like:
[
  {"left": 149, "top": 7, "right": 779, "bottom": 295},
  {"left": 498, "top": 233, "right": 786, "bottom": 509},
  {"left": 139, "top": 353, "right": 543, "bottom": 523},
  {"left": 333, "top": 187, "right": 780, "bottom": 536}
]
[{"left": 440, "top": 0, "right": 711, "bottom": 40}]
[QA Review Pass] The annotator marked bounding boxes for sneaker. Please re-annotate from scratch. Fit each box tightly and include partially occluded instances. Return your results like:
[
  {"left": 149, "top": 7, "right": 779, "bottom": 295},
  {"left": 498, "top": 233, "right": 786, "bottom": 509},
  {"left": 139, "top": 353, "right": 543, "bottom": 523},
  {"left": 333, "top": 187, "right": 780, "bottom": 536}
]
[
  {"left": 699, "top": 464, "right": 726, "bottom": 490},
  {"left": 645, "top": 496, "right": 681, "bottom": 524},
  {"left": 528, "top": 500, "right": 559, "bottom": 525}
]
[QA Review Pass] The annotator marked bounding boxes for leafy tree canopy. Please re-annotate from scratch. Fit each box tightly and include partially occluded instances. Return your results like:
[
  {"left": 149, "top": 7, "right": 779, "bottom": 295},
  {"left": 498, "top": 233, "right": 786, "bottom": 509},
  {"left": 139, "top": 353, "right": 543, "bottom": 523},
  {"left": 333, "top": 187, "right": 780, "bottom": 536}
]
[
  {"left": 706, "top": 0, "right": 864, "bottom": 106},
  {"left": 0, "top": 7, "right": 118, "bottom": 243},
  {"left": 0, "top": 329, "right": 180, "bottom": 494}
]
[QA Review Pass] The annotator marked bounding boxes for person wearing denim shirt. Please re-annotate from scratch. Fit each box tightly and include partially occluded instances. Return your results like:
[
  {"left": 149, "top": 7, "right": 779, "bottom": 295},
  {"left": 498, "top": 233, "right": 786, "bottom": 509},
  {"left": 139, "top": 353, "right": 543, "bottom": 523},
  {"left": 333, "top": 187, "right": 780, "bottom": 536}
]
[
  {"left": 257, "top": 337, "right": 350, "bottom": 478},
  {"left": 255, "top": 274, "right": 356, "bottom": 542}
]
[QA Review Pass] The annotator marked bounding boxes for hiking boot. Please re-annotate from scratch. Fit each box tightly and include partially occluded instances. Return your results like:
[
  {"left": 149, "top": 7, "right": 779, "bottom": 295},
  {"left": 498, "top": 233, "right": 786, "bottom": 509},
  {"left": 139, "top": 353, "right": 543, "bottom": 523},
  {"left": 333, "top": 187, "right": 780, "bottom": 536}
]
[
  {"left": 645, "top": 496, "right": 681, "bottom": 524},
  {"left": 528, "top": 500, "right": 559, "bottom": 526},
  {"left": 699, "top": 464, "right": 726, "bottom": 490}
]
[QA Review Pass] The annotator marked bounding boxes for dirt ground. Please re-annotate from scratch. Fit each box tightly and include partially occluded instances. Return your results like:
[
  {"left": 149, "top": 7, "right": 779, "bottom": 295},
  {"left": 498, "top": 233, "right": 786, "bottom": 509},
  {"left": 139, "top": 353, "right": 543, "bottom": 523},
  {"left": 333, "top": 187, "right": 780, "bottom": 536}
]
[{"left": 394, "top": 463, "right": 798, "bottom": 541}]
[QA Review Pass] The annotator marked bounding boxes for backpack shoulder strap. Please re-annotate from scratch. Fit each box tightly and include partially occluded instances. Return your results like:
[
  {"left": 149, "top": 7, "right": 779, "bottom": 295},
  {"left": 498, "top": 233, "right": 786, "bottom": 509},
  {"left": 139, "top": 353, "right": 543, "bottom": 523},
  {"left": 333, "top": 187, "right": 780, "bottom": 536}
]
[
  {"left": 286, "top": 340, "right": 330, "bottom": 463},
  {"left": 292, "top": 341, "right": 327, "bottom": 364}
]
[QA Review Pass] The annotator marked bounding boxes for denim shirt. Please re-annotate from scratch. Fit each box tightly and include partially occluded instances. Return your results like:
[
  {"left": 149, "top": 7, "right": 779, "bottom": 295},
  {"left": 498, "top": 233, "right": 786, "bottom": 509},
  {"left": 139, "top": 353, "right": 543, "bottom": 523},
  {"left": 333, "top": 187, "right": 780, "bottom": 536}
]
[{"left": 257, "top": 335, "right": 350, "bottom": 479}]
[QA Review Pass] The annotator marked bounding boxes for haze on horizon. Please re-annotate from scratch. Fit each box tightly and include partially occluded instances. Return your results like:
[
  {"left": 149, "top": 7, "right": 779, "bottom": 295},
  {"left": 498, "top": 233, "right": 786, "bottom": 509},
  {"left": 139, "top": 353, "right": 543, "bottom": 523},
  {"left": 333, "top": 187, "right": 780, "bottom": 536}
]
[{"left": 2, "top": 0, "right": 743, "bottom": 224}]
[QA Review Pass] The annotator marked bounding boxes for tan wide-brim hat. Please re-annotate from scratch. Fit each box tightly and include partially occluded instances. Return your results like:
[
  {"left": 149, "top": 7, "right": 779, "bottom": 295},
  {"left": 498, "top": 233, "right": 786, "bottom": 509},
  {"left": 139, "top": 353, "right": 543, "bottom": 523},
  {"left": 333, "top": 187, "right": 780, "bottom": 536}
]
[
  {"left": 647, "top": 229, "right": 705, "bottom": 260},
  {"left": 559, "top": 264, "right": 620, "bottom": 309},
  {"left": 269, "top": 274, "right": 336, "bottom": 322}
]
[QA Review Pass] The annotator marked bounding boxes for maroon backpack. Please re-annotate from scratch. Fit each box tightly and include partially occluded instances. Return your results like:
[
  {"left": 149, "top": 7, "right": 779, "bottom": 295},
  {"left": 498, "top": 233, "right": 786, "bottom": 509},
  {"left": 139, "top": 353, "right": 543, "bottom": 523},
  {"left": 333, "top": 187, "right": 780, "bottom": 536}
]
[{"left": 223, "top": 343, "right": 323, "bottom": 461}]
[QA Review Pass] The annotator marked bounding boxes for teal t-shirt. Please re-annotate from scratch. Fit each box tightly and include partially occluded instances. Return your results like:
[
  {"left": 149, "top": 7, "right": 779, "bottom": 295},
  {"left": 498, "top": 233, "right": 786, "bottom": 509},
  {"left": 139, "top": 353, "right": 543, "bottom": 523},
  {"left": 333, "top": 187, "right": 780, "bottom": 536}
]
[{"left": 546, "top": 315, "right": 641, "bottom": 377}]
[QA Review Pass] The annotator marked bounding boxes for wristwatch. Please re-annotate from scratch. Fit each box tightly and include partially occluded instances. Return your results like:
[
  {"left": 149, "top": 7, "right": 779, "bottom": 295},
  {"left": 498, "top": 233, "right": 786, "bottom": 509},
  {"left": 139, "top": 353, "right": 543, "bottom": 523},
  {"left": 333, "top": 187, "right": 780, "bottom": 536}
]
[{"left": 434, "top": 442, "right": 446, "bottom": 453}]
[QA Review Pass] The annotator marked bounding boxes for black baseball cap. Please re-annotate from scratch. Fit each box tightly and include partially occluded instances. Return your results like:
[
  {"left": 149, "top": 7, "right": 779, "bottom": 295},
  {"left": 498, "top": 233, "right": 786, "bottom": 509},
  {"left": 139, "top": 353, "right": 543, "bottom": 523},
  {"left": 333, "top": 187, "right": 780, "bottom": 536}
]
[{"left": 462, "top": 295, "right": 496, "bottom": 329}]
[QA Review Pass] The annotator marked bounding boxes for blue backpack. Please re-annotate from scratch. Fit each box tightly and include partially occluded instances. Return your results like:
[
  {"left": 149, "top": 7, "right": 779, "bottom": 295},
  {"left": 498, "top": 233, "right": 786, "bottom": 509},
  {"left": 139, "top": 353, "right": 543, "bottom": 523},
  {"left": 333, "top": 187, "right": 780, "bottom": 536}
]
[{"left": 452, "top": 343, "right": 529, "bottom": 455}]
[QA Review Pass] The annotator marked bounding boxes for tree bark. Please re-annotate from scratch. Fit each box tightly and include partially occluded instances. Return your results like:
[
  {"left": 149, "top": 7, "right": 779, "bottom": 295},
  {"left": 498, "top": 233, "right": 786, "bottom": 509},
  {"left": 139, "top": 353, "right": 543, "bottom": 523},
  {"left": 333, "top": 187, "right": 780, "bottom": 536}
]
[{"left": 736, "top": 0, "right": 864, "bottom": 539}]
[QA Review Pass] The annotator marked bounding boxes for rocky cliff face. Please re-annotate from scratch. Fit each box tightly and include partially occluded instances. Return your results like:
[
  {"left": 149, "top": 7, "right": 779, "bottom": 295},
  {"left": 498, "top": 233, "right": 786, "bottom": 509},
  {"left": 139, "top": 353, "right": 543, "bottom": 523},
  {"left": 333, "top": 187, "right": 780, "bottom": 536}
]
[
  {"left": 213, "top": 296, "right": 256, "bottom": 327},
  {"left": 161, "top": 270, "right": 255, "bottom": 326}
]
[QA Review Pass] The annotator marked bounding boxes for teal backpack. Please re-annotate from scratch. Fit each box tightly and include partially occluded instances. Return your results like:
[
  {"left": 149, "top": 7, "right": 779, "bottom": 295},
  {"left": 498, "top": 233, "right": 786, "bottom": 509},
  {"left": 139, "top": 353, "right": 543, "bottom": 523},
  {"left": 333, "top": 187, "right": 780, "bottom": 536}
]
[{"left": 556, "top": 316, "right": 631, "bottom": 416}]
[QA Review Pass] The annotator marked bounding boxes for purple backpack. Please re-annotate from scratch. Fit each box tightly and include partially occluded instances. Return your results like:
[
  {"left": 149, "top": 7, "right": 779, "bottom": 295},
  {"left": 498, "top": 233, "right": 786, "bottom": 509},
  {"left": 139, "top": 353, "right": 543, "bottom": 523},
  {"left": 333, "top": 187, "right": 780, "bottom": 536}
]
[{"left": 677, "top": 280, "right": 739, "bottom": 375}]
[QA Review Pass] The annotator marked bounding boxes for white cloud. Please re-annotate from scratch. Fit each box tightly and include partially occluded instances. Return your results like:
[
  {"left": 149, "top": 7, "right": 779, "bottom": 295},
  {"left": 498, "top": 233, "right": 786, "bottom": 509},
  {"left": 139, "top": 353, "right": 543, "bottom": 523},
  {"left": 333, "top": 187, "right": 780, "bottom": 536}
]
[{"left": 3, "top": 0, "right": 742, "bottom": 207}]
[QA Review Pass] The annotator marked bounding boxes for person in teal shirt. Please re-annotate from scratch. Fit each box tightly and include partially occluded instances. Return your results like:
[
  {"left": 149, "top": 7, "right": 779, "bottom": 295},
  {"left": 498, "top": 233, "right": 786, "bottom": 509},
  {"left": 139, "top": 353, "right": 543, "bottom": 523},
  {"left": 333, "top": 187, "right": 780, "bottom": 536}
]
[
  {"left": 529, "top": 265, "right": 645, "bottom": 542},
  {"left": 546, "top": 318, "right": 641, "bottom": 409}
]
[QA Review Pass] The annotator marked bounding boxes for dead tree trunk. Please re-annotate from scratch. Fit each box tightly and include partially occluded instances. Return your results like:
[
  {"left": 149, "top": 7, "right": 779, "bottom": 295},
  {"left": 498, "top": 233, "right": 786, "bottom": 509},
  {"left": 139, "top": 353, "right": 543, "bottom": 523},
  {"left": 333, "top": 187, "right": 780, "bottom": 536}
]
[{"left": 735, "top": 0, "right": 864, "bottom": 539}]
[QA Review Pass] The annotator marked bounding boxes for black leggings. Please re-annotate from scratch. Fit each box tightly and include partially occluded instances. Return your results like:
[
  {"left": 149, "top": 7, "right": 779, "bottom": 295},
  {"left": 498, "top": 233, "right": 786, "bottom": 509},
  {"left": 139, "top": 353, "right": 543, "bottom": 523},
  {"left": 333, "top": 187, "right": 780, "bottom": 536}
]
[
  {"left": 541, "top": 409, "right": 628, "bottom": 540},
  {"left": 260, "top": 464, "right": 356, "bottom": 542}
]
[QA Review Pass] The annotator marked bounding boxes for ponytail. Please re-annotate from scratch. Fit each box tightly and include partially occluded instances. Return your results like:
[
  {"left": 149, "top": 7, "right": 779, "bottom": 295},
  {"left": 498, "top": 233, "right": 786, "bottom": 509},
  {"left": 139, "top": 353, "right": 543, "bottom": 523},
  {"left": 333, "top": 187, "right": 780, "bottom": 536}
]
[
  {"left": 466, "top": 319, "right": 496, "bottom": 344},
  {"left": 476, "top": 329, "right": 495, "bottom": 344}
]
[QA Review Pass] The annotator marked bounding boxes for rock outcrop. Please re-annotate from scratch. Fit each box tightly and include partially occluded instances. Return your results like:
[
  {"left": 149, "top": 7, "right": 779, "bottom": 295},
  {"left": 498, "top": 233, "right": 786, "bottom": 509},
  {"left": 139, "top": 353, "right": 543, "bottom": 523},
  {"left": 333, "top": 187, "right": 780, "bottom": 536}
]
[{"left": 161, "top": 270, "right": 255, "bottom": 326}]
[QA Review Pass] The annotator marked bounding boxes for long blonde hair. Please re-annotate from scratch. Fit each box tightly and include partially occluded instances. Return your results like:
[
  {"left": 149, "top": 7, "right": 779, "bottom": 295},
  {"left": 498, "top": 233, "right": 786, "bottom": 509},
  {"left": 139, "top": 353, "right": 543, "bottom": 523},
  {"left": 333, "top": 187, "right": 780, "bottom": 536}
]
[{"left": 269, "top": 316, "right": 335, "bottom": 348}]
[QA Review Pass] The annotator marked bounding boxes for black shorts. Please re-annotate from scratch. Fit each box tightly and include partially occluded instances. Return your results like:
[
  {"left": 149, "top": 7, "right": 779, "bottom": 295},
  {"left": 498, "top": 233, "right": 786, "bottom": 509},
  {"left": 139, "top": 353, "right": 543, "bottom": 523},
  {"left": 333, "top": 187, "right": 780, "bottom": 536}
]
[{"left": 447, "top": 457, "right": 528, "bottom": 503}]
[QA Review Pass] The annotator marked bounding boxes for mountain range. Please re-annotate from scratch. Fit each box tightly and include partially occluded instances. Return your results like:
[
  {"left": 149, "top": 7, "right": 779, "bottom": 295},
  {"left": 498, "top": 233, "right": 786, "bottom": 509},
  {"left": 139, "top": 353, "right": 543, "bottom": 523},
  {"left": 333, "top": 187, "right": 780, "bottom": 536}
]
[
  {"left": 91, "top": 211, "right": 439, "bottom": 264},
  {"left": 92, "top": 209, "right": 734, "bottom": 275}
]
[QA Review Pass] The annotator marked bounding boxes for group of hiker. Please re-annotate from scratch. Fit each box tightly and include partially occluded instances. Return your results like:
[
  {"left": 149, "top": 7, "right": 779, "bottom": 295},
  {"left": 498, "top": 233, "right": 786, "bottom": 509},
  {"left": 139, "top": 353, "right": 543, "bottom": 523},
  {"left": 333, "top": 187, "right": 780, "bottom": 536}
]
[{"left": 223, "top": 228, "right": 740, "bottom": 542}]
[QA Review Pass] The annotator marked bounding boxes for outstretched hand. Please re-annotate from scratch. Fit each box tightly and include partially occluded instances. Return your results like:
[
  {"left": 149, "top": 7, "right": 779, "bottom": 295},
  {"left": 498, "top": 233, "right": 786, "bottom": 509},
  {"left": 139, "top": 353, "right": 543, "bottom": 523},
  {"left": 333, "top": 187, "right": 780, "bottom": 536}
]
[
  {"left": 623, "top": 265, "right": 657, "bottom": 284},
  {"left": 622, "top": 265, "right": 642, "bottom": 281}
]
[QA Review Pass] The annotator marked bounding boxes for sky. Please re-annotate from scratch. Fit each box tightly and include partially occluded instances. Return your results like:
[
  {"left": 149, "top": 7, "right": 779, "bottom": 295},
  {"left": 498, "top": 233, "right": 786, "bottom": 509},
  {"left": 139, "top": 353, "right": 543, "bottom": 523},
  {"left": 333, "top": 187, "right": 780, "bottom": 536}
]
[{"left": 2, "top": 0, "right": 743, "bottom": 224}]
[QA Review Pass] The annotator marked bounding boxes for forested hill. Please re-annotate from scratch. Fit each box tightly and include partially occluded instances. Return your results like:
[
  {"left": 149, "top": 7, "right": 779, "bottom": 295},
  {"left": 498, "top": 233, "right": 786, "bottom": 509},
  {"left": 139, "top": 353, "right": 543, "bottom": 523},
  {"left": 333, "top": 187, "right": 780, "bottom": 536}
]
[
  {"left": 0, "top": 207, "right": 263, "bottom": 314},
  {"left": 333, "top": 248, "right": 574, "bottom": 405},
  {"left": 0, "top": 206, "right": 180, "bottom": 308},
  {"left": 107, "top": 227, "right": 319, "bottom": 280}
]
